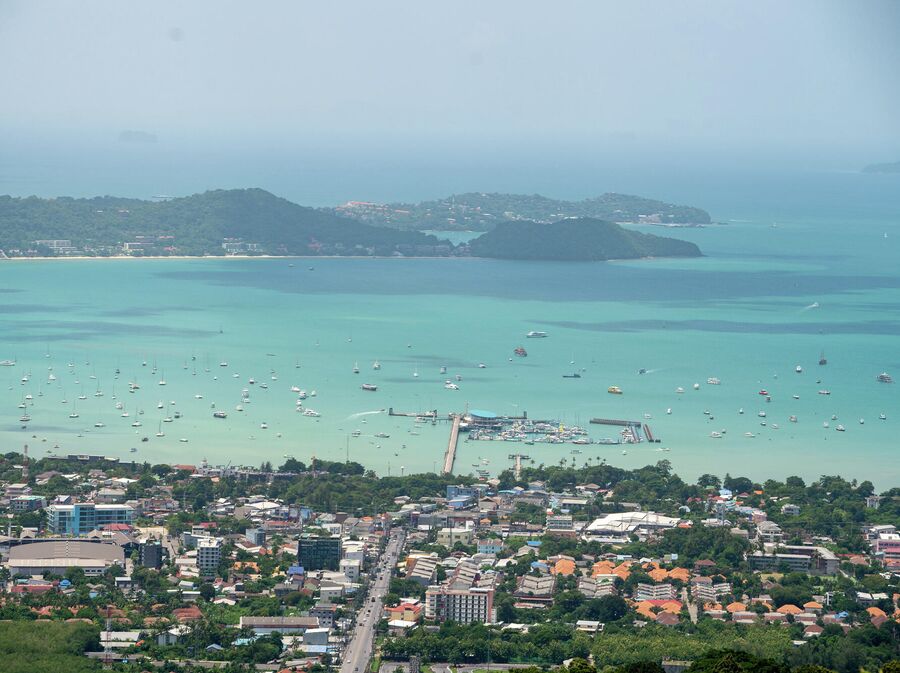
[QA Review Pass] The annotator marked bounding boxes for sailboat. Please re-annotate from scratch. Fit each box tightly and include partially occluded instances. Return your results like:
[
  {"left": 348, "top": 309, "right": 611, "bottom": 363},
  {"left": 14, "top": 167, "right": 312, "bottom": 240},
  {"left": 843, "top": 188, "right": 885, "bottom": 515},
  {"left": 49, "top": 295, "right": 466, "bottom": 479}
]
[
  {"left": 156, "top": 421, "right": 164, "bottom": 437},
  {"left": 353, "top": 362, "right": 360, "bottom": 374},
  {"left": 413, "top": 364, "right": 419, "bottom": 378},
  {"left": 818, "top": 351, "right": 827, "bottom": 366},
  {"left": 373, "top": 360, "right": 381, "bottom": 370}
]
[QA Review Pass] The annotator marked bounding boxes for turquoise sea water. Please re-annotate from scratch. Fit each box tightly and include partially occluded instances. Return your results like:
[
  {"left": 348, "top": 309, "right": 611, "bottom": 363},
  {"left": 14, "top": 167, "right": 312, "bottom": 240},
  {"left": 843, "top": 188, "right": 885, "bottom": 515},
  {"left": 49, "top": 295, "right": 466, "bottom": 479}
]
[{"left": 1, "top": 171, "right": 899, "bottom": 486}]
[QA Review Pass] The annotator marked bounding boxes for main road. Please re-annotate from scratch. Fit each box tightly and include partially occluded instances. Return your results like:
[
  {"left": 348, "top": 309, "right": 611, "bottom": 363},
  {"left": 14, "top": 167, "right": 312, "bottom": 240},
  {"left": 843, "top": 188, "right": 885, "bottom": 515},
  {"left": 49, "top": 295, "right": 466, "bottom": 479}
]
[{"left": 340, "top": 529, "right": 405, "bottom": 673}]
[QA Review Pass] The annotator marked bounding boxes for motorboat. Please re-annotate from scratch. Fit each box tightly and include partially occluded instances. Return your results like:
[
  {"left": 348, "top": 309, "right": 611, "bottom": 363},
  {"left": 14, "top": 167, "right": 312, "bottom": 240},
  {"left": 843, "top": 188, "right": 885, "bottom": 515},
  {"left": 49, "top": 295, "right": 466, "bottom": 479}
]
[
  {"left": 373, "top": 361, "right": 381, "bottom": 370},
  {"left": 607, "top": 385, "right": 623, "bottom": 395},
  {"left": 361, "top": 384, "right": 378, "bottom": 391},
  {"left": 795, "top": 365, "right": 802, "bottom": 373},
  {"left": 835, "top": 424, "right": 845, "bottom": 432},
  {"left": 213, "top": 411, "right": 227, "bottom": 419},
  {"left": 444, "top": 382, "right": 459, "bottom": 390},
  {"left": 877, "top": 372, "right": 893, "bottom": 383},
  {"left": 526, "top": 331, "right": 548, "bottom": 338},
  {"left": 706, "top": 377, "right": 720, "bottom": 385},
  {"left": 514, "top": 347, "right": 527, "bottom": 357}
]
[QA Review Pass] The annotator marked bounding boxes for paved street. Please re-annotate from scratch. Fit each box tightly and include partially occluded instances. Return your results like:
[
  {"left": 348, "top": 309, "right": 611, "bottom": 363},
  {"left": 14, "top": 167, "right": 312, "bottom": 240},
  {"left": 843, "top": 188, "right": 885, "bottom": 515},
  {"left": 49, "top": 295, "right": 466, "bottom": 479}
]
[{"left": 340, "top": 529, "right": 405, "bottom": 673}]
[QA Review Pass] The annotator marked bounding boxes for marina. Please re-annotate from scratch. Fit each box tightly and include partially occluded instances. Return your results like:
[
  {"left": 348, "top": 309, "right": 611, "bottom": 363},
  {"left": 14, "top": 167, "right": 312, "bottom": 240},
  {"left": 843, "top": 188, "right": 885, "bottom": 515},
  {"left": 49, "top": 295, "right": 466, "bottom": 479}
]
[{"left": 1, "top": 231, "right": 900, "bottom": 487}]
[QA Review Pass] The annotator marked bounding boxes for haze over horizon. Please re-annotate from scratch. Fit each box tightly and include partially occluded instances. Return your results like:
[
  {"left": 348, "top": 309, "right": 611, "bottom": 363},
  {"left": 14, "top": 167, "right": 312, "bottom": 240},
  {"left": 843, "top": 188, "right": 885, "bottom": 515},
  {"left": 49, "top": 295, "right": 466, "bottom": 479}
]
[{"left": 1, "top": 0, "right": 899, "bottom": 205}]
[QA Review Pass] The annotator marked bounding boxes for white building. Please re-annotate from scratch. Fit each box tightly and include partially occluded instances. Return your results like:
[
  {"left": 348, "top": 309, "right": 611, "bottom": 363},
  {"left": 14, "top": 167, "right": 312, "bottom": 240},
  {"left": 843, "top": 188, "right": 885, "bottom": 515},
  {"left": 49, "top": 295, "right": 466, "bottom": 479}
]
[
  {"left": 196, "top": 537, "right": 222, "bottom": 573},
  {"left": 583, "top": 512, "right": 681, "bottom": 544},
  {"left": 340, "top": 558, "right": 361, "bottom": 582}
]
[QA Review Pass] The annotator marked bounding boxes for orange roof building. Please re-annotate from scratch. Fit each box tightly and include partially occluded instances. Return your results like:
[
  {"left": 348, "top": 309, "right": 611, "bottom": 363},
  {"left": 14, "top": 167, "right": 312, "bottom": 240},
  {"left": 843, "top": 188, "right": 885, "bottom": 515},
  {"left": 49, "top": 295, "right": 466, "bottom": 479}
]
[
  {"left": 726, "top": 601, "right": 747, "bottom": 613},
  {"left": 553, "top": 559, "right": 576, "bottom": 576},
  {"left": 777, "top": 604, "right": 802, "bottom": 615}
]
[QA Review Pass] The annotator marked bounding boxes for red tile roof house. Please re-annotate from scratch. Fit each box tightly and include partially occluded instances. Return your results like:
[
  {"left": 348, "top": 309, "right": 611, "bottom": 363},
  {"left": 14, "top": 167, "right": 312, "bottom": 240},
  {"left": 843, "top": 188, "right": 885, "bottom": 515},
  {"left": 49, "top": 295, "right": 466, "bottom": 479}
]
[{"left": 804, "top": 624, "right": 824, "bottom": 638}]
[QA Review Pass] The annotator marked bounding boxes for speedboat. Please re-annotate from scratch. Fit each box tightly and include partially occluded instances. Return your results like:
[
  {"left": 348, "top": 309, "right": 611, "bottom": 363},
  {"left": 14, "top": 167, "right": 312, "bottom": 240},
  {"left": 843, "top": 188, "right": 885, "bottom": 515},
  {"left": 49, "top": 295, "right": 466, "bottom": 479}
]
[
  {"left": 526, "top": 331, "right": 548, "bottom": 338},
  {"left": 835, "top": 424, "right": 845, "bottom": 432},
  {"left": 675, "top": 387, "right": 685, "bottom": 394},
  {"left": 706, "top": 377, "right": 720, "bottom": 385},
  {"left": 758, "top": 389, "right": 768, "bottom": 396},
  {"left": 213, "top": 411, "right": 227, "bottom": 419},
  {"left": 877, "top": 372, "right": 893, "bottom": 383},
  {"left": 607, "top": 385, "right": 623, "bottom": 395},
  {"left": 710, "top": 431, "right": 723, "bottom": 438},
  {"left": 444, "top": 382, "right": 459, "bottom": 390},
  {"left": 361, "top": 383, "right": 378, "bottom": 391},
  {"left": 818, "top": 389, "right": 831, "bottom": 395}
]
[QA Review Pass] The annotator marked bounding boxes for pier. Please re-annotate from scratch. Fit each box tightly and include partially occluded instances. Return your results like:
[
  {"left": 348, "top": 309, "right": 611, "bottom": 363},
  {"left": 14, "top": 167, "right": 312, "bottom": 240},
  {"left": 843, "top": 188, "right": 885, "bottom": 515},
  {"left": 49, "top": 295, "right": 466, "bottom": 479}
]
[
  {"left": 443, "top": 415, "right": 462, "bottom": 474},
  {"left": 508, "top": 453, "right": 530, "bottom": 479},
  {"left": 388, "top": 408, "right": 444, "bottom": 421},
  {"left": 590, "top": 417, "right": 661, "bottom": 443}
]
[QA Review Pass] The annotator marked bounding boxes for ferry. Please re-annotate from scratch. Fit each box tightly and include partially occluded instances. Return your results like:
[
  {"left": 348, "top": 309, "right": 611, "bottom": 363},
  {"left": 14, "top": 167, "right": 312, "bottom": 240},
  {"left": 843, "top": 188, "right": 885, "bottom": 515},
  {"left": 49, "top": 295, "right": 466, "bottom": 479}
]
[
  {"left": 877, "top": 372, "right": 893, "bottom": 383},
  {"left": 607, "top": 385, "right": 623, "bottom": 395},
  {"left": 361, "top": 383, "right": 378, "bottom": 391},
  {"left": 526, "top": 331, "right": 548, "bottom": 338},
  {"left": 513, "top": 347, "right": 527, "bottom": 357}
]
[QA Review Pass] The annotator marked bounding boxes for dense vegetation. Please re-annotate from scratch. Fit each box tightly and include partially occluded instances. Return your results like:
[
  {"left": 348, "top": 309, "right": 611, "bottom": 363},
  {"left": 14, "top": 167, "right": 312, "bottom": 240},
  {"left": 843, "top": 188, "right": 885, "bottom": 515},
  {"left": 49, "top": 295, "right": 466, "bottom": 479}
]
[
  {"left": 0, "top": 621, "right": 100, "bottom": 673},
  {"left": 0, "top": 189, "right": 448, "bottom": 256},
  {"left": 339, "top": 192, "right": 712, "bottom": 230},
  {"left": 468, "top": 218, "right": 701, "bottom": 261}
]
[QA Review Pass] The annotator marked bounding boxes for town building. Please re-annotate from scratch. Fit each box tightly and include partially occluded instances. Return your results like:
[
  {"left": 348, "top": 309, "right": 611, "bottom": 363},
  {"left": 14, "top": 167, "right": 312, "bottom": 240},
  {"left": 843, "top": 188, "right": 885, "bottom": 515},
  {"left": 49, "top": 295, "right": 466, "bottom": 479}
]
[
  {"left": 583, "top": 511, "right": 681, "bottom": 543},
  {"left": 196, "top": 537, "right": 223, "bottom": 573},
  {"left": 47, "top": 503, "right": 134, "bottom": 536},
  {"left": 748, "top": 545, "right": 839, "bottom": 575},
  {"left": 138, "top": 539, "right": 164, "bottom": 569},
  {"left": 7, "top": 540, "right": 124, "bottom": 576},
  {"left": 297, "top": 535, "right": 342, "bottom": 571},
  {"left": 634, "top": 582, "right": 676, "bottom": 602}
]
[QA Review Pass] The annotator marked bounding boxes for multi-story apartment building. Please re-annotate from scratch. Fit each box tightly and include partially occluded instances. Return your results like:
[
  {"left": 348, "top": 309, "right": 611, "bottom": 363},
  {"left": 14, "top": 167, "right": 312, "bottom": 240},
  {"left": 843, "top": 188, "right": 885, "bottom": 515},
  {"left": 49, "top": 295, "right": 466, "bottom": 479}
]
[
  {"left": 634, "top": 582, "right": 676, "bottom": 601},
  {"left": 425, "top": 585, "right": 494, "bottom": 624},
  {"left": 197, "top": 537, "right": 222, "bottom": 573},
  {"left": 297, "top": 535, "right": 342, "bottom": 571},
  {"left": 47, "top": 503, "right": 134, "bottom": 536}
]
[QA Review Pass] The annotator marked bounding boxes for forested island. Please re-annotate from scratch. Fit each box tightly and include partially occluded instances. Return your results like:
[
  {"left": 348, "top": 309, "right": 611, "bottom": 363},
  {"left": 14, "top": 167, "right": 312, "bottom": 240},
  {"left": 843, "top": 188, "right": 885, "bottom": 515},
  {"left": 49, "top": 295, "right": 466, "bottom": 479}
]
[
  {"left": 335, "top": 191, "right": 712, "bottom": 231},
  {"left": 469, "top": 217, "right": 702, "bottom": 261},
  {"left": 0, "top": 189, "right": 702, "bottom": 261},
  {"left": 0, "top": 189, "right": 450, "bottom": 258},
  {"left": 862, "top": 161, "right": 900, "bottom": 174}
]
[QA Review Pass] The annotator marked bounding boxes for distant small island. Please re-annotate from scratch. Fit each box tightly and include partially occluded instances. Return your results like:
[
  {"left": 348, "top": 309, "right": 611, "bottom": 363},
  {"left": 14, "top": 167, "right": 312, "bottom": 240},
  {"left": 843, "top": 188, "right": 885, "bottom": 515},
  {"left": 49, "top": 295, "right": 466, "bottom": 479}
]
[
  {"left": 0, "top": 188, "right": 702, "bottom": 261},
  {"left": 468, "top": 217, "right": 702, "bottom": 261},
  {"left": 862, "top": 161, "right": 900, "bottom": 174},
  {"left": 334, "top": 191, "right": 712, "bottom": 231}
]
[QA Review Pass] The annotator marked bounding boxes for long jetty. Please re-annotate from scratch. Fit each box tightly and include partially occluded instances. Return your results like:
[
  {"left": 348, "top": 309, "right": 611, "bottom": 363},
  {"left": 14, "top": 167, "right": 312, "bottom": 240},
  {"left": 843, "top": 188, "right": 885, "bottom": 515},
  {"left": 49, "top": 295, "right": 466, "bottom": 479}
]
[{"left": 443, "top": 414, "right": 462, "bottom": 474}]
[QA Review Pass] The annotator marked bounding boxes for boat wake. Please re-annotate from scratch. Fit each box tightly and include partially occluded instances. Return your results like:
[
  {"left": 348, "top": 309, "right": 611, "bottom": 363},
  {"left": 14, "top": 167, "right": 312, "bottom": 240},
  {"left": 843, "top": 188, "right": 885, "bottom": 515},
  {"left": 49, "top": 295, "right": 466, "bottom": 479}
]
[
  {"left": 800, "top": 302, "right": 820, "bottom": 312},
  {"left": 345, "top": 410, "right": 386, "bottom": 420}
]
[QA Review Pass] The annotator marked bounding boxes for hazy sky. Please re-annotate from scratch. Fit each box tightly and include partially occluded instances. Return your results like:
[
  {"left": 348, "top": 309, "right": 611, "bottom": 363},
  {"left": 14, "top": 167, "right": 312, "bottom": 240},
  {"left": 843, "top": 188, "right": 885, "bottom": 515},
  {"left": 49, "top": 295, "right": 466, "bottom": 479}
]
[{"left": 1, "top": 1, "right": 899, "bottom": 201}]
